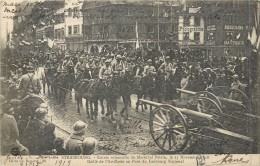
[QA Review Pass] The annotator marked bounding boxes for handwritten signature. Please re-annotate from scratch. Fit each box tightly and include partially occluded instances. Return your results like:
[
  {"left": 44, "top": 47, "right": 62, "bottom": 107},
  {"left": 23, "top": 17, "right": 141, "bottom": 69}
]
[{"left": 212, "top": 154, "right": 249, "bottom": 165}]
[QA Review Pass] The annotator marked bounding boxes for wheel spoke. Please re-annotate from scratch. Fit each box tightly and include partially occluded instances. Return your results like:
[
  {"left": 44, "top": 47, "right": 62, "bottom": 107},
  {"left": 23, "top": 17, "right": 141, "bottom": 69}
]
[
  {"left": 153, "top": 127, "right": 165, "bottom": 132},
  {"left": 153, "top": 120, "right": 165, "bottom": 127},
  {"left": 159, "top": 109, "right": 167, "bottom": 123},
  {"left": 154, "top": 114, "right": 166, "bottom": 125},
  {"left": 162, "top": 133, "right": 168, "bottom": 148},
  {"left": 168, "top": 132, "right": 172, "bottom": 150},
  {"left": 172, "top": 129, "right": 185, "bottom": 135},
  {"left": 172, "top": 124, "right": 184, "bottom": 129},
  {"left": 154, "top": 130, "right": 166, "bottom": 142}
]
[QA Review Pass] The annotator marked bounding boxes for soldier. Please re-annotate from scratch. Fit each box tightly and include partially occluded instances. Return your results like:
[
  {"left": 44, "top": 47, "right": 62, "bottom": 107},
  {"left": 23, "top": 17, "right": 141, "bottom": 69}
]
[
  {"left": 230, "top": 74, "right": 247, "bottom": 101},
  {"left": 18, "top": 65, "right": 41, "bottom": 99},
  {"left": 65, "top": 121, "right": 87, "bottom": 155},
  {"left": 99, "top": 59, "right": 112, "bottom": 80},
  {"left": 81, "top": 137, "right": 98, "bottom": 155},
  {"left": 142, "top": 59, "right": 156, "bottom": 77},
  {"left": 112, "top": 54, "right": 125, "bottom": 76},
  {"left": 74, "top": 56, "right": 86, "bottom": 78},
  {"left": 158, "top": 56, "right": 174, "bottom": 80}
]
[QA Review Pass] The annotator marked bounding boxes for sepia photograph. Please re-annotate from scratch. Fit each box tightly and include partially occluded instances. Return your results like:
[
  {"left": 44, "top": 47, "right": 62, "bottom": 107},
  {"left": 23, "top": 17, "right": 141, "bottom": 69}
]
[{"left": 0, "top": 0, "right": 259, "bottom": 165}]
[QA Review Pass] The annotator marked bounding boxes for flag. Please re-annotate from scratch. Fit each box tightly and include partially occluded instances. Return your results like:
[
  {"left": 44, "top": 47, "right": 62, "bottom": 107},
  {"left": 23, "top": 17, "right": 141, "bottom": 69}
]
[
  {"left": 135, "top": 21, "right": 140, "bottom": 49},
  {"left": 47, "top": 38, "right": 54, "bottom": 48},
  {"left": 236, "top": 33, "right": 241, "bottom": 39},
  {"left": 256, "top": 35, "right": 260, "bottom": 49},
  {"left": 250, "top": 26, "right": 257, "bottom": 46}
]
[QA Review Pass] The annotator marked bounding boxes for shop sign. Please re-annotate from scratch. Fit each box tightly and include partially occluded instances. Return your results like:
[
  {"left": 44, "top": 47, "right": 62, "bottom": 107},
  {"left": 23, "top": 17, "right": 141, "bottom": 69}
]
[
  {"left": 224, "top": 25, "right": 244, "bottom": 30},
  {"left": 184, "top": 26, "right": 204, "bottom": 32},
  {"left": 207, "top": 25, "right": 216, "bottom": 31},
  {"left": 224, "top": 40, "right": 244, "bottom": 45}
]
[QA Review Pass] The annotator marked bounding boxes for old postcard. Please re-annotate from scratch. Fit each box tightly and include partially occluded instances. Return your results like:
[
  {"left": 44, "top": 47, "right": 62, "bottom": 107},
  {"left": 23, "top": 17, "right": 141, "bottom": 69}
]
[{"left": 0, "top": 0, "right": 259, "bottom": 165}]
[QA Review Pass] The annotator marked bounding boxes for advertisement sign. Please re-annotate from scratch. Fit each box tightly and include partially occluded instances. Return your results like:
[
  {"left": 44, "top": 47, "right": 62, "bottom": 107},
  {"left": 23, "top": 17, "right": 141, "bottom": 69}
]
[
  {"left": 207, "top": 25, "right": 216, "bottom": 31},
  {"left": 224, "top": 25, "right": 246, "bottom": 30},
  {"left": 183, "top": 26, "right": 204, "bottom": 32},
  {"left": 224, "top": 40, "right": 244, "bottom": 45}
]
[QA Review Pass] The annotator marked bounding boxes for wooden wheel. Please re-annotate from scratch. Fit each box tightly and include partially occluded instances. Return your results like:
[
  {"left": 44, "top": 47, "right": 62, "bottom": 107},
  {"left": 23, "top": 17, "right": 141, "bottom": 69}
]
[
  {"left": 229, "top": 88, "right": 249, "bottom": 106},
  {"left": 197, "top": 97, "right": 223, "bottom": 121},
  {"left": 149, "top": 104, "right": 188, "bottom": 153},
  {"left": 197, "top": 91, "right": 223, "bottom": 109}
]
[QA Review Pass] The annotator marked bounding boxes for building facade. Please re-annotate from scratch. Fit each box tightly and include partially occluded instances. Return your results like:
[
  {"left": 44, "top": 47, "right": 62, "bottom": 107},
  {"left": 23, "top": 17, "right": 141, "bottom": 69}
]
[
  {"left": 83, "top": 2, "right": 180, "bottom": 53},
  {"left": 203, "top": 0, "right": 254, "bottom": 57},
  {"left": 64, "top": 0, "right": 84, "bottom": 51}
]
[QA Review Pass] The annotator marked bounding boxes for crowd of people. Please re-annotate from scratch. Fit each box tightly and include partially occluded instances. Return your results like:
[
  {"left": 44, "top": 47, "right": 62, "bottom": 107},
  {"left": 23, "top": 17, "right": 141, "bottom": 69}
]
[{"left": 1, "top": 45, "right": 258, "bottom": 155}]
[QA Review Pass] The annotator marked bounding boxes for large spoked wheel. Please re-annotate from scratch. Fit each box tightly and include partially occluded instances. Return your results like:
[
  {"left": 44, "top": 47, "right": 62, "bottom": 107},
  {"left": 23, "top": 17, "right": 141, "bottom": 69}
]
[
  {"left": 197, "top": 97, "right": 223, "bottom": 119},
  {"left": 229, "top": 88, "right": 249, "bottom": 109},
  {"left": 197, "top": 91, "right": 223, "bottom": 109},
  {"left": 149, "top": 104, "right": 188, "bottom": 153}
]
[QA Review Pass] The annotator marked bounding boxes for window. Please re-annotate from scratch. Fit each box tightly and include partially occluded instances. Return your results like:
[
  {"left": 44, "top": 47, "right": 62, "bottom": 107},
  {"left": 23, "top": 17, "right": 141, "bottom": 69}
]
[
  {"left": 61, "top": 29, "right": 64, "bottom": 39},
  {"left": 127, "top": 25, "right": 134, "bottom": 32},
  {"left": 207, "top": 32, "right": 215, "bottom": 41},
  {"left": 68, "top": 26, "right": 72, "bottom": 35},
  {"left": 184, "top": 16, "right": 190, "bottom": 26},
  {"left": 194, "top": 17, "right": 200, "bottom": 26},
  {"left": 126, "top": 8, "right": 131, "bottom": 16},
  {"left": 172, "top": 24, "right": 178, "bottom": 32},
  {"left": 57, "top": 29, "right": 60, "bottom": 39},
  {"left": 226, "top": 31, "right": 234, "bottom": 40},
  {"left": 74, "top": 25, "right": 79, "bottom": 34},
  {"left": 147, "top": 25, "right": 154, "bottom": 33},
  {"left": 73, "top": 7, "right": 80, "bottom": 18},
  {"left": 225, "top": 14, "right": 234, "bottom": 24},
  {"left": 55, "top": 29, "right": 58, "bottom": 39},
  {"left": 120, "top": 26, "right": 127, "bottom": 33},
  {"left": 194, "top": 32, "right": 200, "bottom": 42},
  {"left": 163, "top": 9, "right": 169, "bottom": 17},
  {"left": 68, "top": 8, "right": 72, "bottom": 17},
  {"left": 184, "top": 32, "right": 189, "bottom": 40}
]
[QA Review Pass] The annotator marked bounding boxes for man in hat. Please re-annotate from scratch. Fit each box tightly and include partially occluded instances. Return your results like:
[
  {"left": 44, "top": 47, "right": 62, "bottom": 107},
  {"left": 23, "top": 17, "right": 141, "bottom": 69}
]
[
  {"left": 1, "top": 96, "right": 29, "bottom": 155},
  {"left": 158, "top": 56, "right": 174, "bottom": 79},
  {"left": 142, "top": 59, "right": 156, "bottom": 77},
  {"left": 74, "top": 56, "right": 86, "bottom": 78},
  {"left": 65, "top": 120, "right": 87, "bottom": 155},
  {"left": 18, "top": 65, "right": 41, "bottom": 99},
  {"left": 112, "top": 54, "right": 125, "bottom": 76},
  {"left": 22, "top": 108, "right": 47, "bottom": 155},
  {"left": 81, "top": 137, "right": 98, "bottom": 155},
  {"left": 230, "top": 74, "right": 246, "bottom": 100},
  {"left": 99, "top": 59, "right": 112, "bottom": 80}
]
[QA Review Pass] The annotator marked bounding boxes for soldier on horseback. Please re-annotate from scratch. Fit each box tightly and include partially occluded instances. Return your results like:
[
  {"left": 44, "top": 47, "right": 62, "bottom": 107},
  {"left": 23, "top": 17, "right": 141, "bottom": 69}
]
[
  {"left": 112, "top": 54, "right": 125, "bottom": 77},
  {"left": 142, "top": 59, "right": 156, "bottom": 77},
  {"left": 18, "top": 65, "right": 41, "bottom": 100},
  {"left": 99, "top": 59, "right": 112, "bottom": 81}
]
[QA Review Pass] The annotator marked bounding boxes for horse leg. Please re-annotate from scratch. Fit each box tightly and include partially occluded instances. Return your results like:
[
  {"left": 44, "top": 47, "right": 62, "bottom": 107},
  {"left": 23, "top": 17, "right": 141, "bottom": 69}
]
[
  {"left": 110, "top": 99, "right": 116, "bottom": 123},
  {"left": 100, "top": 97, "right": 105, "bottom": 115},
  {"left": 89, "top": 99, "right": 94, "bottom": 122},
  {"left": 43, "top": 82, "right": 46, "bottom": 94},
  {"left": 150, "top": 96, "right": 153, "bottom": 111},
  {"left": 94, "top": 98, "right": 98, "bottom": 121},
  {"left": 85, "top": 98, "right": 90, "bottom": 118},
  {"left": 76, "top": 98, "right": 81, "bottom": 114}
]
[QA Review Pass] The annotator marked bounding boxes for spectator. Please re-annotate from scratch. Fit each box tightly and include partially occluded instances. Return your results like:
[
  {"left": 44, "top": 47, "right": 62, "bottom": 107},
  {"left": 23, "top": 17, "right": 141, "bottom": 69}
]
[
  {"left": 42, "top": 122, "right": 56, "bottom": 154},
  {"left": 65, "top": 120, "right": 87, "bottom": 155},
  {"left": 22, "top": 108, "right": 47, "bottom": 155},
  {"left": 81, "top": 137, "right": 98, "bottom": 155},
  {"left": 53, "top": 137, "right": 67, "bottom": 155},
  {"left": 0, "top": 95, "right": 29, "bottom": 155}
]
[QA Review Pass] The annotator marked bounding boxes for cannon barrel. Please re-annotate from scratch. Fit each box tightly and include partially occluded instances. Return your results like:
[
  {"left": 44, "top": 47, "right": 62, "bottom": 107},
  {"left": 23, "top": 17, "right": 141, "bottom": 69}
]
[
  {"left": 176, "top": 88, "right": 197, "bottom": 95},
  {"left": 139, "top": 99, "right": 213, "bottom": 120}
]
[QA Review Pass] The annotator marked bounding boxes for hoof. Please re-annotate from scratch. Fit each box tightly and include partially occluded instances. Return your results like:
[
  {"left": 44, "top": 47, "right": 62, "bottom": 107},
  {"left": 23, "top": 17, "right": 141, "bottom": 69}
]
[
  {"left": 101, "top": 110, "right": 105, "bottom": 115},
  {"left": 126, "top": 117, "right": 131, "bottom": 120},
  {"left": 142, "top": 112, "right": 146, "bottom": 115},
  {"left": 91, "top": 119, "right": 94, "bottom": 123},
  {"left": 77, "top": 112, "right": 81, "bottom": 115}
]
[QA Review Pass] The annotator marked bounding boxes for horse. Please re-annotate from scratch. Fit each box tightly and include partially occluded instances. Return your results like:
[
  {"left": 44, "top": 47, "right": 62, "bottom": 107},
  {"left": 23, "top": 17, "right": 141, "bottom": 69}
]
[{"left": 74, "top": 70, "right": 106, "bottom": 122}]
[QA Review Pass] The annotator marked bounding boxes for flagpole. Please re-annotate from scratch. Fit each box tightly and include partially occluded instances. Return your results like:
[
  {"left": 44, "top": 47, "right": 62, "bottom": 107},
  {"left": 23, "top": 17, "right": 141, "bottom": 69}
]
[{"left": 157, "top": 1, "right": 160, "bottom": 51}]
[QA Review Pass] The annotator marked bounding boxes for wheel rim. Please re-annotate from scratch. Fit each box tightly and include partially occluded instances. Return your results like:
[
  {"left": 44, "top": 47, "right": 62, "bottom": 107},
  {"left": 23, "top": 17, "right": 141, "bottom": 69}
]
[
  {"left": 197, "top": 97, "right": 222, "bottom": 118},
  {"left": 149, "top": 105, "right": 188, "bottom": 153}
]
